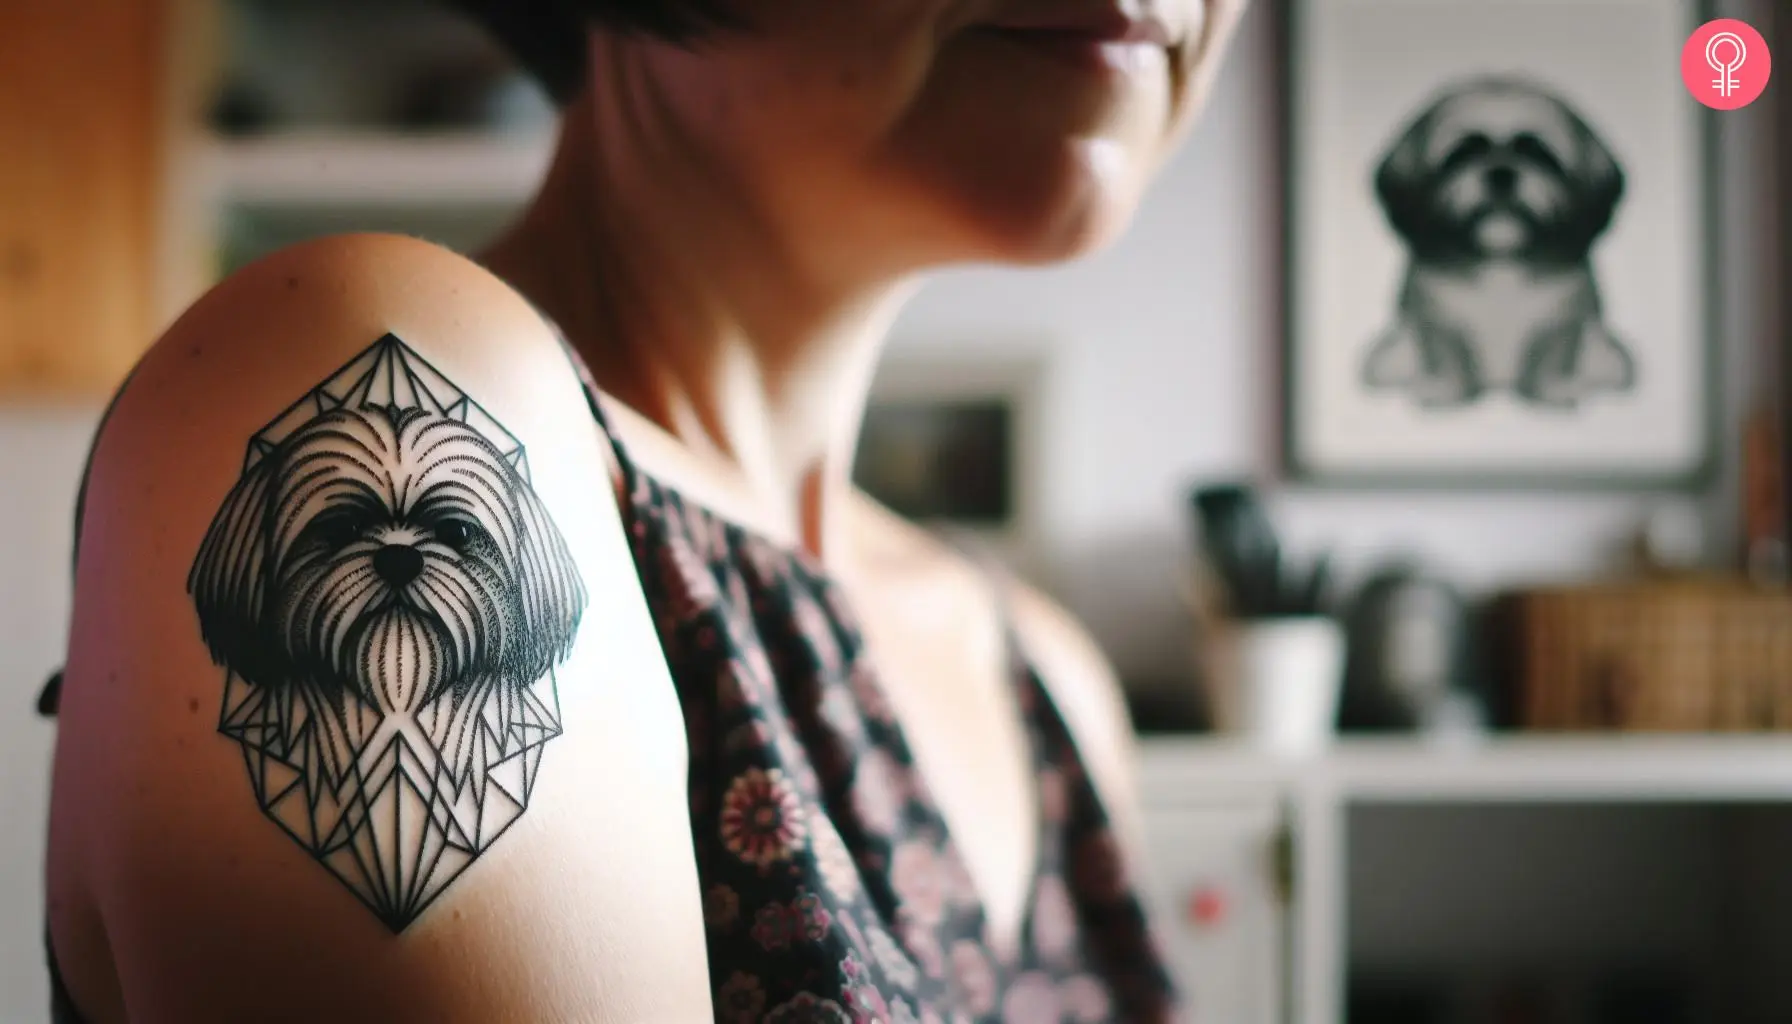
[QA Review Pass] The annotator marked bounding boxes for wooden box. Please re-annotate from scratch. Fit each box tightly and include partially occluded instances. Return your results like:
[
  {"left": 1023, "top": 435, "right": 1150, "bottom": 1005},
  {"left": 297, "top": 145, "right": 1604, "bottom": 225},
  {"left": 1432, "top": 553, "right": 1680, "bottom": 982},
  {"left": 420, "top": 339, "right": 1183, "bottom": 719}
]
[{"left": 1498, "top": 580, "right": 1792, "bottom": 731}]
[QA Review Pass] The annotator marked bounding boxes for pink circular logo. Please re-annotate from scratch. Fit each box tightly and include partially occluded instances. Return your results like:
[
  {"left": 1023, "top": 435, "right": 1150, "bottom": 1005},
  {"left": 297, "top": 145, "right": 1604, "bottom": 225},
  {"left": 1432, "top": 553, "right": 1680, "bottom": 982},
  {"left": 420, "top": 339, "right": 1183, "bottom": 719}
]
[{"left": 1682, "top": 19, "right": 1770, "bottom": 110}]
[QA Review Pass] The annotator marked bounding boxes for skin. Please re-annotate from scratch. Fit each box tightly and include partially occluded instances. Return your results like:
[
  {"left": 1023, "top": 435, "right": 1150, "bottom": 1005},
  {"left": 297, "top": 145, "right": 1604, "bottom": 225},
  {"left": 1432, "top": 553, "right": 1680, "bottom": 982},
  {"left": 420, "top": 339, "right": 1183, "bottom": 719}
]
[{"left": 46, "top": 2, "right": 1246, "bottom": 1020}]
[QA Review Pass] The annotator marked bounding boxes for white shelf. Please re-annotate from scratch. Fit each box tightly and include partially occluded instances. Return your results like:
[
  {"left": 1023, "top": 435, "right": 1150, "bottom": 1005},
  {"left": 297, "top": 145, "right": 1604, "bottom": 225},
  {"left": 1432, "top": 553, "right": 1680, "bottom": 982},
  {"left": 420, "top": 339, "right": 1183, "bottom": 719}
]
[
  {"left": 205, "top": 131, "right": 553, "bottom": 207},
  {"left": 1138, "top": 735, "right": 1792, "bottom": 1022},
  {"left": 1139, "top": 735, "right": 1792, "bottom": 803}
]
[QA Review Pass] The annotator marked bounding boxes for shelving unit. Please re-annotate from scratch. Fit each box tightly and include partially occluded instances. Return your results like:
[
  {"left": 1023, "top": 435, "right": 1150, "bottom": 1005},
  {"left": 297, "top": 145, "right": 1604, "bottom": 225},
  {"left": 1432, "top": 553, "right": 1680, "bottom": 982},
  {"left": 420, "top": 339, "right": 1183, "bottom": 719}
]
[
  {"left": 184, "top": 0, "right": 557, "bottom": 275},
  {"left": 1139, "top": 735, "right": 1792, "bottom": 802},
  {"left": 202, "top": 130, "right": 549, "bottom": 272},
  {"left": 206, "top": 131, "right": 549, "bottom": 207},
  {"left": 1137, "top": 736, "right": 1792, "bottom": 1024}
]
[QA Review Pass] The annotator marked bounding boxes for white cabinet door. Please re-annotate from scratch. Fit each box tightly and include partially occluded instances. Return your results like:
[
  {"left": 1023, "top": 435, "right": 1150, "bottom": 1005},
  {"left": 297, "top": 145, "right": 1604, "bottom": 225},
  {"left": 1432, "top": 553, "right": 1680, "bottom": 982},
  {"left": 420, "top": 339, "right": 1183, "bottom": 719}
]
[{"left": 1139, "top": 796, "right": 1289, "bottom": 1024}]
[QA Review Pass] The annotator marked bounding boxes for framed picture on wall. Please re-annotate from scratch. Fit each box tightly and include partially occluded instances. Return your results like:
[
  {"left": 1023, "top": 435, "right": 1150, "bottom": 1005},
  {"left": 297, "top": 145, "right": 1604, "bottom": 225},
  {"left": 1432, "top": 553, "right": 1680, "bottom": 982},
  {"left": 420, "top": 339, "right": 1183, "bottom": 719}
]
[
  {"left": 1282, "top": 0, "right": 1717, "bottom": 486},
  {"left": 852, "top": 353, "right": 1045, "bottom": 568}
]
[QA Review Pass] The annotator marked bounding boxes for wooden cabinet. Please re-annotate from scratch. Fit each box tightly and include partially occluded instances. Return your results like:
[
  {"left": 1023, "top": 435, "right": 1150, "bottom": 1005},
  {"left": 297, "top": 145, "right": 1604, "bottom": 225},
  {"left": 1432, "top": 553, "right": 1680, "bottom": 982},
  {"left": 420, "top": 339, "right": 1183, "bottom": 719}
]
[{"left": 0, "top": 0, "right": 209, "bottom": 396}]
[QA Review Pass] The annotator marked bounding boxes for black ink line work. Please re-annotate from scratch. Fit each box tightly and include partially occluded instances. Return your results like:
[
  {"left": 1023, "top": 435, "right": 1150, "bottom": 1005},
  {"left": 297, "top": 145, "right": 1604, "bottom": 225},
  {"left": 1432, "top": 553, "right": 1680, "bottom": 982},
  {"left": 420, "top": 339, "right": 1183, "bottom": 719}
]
[{"left": 188, "top": 334, "right": 588, "bottom": 931}]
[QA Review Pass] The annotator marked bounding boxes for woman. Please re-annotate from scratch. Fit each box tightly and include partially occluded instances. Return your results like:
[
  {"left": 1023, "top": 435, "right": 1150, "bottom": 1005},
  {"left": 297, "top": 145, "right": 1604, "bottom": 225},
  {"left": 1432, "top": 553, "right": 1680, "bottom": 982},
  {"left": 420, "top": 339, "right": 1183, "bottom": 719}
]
[{"left": 44, "top": 1, "right": 1244, "bottom": 1020}]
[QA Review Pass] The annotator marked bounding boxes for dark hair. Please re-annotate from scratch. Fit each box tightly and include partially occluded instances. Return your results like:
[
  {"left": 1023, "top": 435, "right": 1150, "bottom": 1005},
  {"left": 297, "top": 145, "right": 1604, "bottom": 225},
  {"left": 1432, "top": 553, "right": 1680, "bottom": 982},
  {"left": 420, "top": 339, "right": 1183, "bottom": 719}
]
[{"left": 444, "top": 0, "right": 738, "bottom": 104}]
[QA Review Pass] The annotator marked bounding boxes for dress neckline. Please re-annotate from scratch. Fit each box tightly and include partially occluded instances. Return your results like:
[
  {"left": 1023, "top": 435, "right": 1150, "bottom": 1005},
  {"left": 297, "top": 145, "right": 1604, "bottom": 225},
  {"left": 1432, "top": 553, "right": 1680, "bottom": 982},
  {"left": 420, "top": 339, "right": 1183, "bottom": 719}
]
[
  {"left": 573, "top": 365, "right": 1056, "bottom": 969},
  {"left": 624, "top": 463, "right": 1052, "bottom": 970}
]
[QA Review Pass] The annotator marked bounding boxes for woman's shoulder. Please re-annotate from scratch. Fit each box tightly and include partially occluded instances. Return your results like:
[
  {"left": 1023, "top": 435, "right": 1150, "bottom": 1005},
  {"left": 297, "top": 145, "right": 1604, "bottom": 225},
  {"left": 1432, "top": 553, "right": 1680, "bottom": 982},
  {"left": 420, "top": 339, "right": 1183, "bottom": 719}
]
[
  {"left": 47, "top": 232, "right": 713, "bottom": 1022},
  {"left": 161, "top": 232, "right": 567, "bottom": 374},
  {"left": 110, "top": 233, "right": 588, "bottom": 432}
]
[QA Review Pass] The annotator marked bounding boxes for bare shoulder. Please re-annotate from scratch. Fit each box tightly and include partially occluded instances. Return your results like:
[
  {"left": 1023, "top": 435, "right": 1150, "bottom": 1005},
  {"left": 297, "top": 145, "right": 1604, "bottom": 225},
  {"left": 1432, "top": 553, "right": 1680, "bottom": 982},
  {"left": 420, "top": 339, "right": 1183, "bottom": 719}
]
[{"left": 47, "top": 234, "right": 709, "bottom": 1023}]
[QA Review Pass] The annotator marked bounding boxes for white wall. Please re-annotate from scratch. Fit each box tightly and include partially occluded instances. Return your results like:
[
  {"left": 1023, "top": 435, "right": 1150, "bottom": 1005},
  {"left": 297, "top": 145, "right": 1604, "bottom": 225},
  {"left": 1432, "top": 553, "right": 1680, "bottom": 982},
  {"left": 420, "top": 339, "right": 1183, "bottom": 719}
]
[
  {"left": 1, "top": 403, "right": 101, "bottom": 1021},
  {"left": 0, "top": 2, "right": 1770, "bottom": 1019}
]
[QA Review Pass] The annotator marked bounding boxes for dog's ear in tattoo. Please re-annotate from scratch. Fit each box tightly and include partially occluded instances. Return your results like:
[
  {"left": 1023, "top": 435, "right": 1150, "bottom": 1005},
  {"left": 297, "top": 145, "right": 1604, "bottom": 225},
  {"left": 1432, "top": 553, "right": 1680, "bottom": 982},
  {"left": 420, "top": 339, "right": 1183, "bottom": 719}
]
[
  {"left": 503, "top": 470, "right": 586, "bottom": 682},
  {"left": 189, "top": 455, "right": 279, "bottom": 683}
]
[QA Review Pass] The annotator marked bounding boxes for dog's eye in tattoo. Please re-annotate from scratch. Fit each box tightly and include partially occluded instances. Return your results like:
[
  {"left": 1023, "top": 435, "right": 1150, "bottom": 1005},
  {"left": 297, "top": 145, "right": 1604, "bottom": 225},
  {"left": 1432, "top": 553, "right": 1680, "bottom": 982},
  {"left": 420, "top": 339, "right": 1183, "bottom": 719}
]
[
  {"left": 187, "top": 334, "right": 588, "bottom": 932},
  {"left": 431, "top": 518, "right": 486, "bottom": 553},
  {"left": 299, "top": 509, "right": 372, "bottom": 553}
]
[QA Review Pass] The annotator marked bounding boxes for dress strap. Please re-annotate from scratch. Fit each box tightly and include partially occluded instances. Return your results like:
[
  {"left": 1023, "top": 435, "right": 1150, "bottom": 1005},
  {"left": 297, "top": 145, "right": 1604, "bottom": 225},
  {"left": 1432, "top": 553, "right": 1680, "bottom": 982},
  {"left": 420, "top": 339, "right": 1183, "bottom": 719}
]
[{"left": 548, "top": 326, "right": 641, "bottom": 497}]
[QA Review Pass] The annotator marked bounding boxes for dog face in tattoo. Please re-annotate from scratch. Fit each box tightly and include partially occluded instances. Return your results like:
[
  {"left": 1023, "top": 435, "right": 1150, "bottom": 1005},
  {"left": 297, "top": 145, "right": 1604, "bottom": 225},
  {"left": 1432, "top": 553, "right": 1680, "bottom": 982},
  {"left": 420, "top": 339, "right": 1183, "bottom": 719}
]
[
  {"left": 190, "top": 405, "right": 583, "bottom": 712},
  {"left": 187, "top": 336, "right": 585, "bottom": 930}
]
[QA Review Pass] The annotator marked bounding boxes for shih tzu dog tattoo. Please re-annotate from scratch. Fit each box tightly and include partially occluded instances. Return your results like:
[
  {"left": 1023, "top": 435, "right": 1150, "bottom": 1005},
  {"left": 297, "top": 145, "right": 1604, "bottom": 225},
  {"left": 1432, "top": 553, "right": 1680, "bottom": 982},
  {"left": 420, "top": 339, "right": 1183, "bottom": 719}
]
[
  {"left": 1365, "top": 76, "right": 1636, "bottom": 409},
  {"left": 188, "top": 334, "right": 587, "bottom": 930}
]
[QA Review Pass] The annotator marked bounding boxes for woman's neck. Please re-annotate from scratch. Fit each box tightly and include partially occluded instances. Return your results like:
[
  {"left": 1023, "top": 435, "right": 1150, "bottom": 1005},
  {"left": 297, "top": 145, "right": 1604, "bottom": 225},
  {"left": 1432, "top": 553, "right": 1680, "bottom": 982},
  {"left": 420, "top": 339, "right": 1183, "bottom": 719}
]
[{"left": 480, "top": 60, "right": 919, "bottom": 561}]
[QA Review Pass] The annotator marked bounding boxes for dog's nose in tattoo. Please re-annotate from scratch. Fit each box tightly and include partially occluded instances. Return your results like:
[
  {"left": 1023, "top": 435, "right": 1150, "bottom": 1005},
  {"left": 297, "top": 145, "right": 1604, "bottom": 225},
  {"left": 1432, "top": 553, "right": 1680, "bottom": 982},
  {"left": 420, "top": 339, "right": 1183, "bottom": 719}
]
[{"left": 372, "top": 544, "right": 424, "bottom": 588}]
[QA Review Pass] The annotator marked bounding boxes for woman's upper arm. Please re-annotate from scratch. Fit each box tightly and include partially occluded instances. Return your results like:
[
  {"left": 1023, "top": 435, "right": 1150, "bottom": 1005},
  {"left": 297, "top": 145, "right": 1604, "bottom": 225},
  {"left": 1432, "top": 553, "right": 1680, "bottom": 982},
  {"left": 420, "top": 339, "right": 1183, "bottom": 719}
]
[{"left": 47, "top": 234, "right": 711, "bottom": 1023}]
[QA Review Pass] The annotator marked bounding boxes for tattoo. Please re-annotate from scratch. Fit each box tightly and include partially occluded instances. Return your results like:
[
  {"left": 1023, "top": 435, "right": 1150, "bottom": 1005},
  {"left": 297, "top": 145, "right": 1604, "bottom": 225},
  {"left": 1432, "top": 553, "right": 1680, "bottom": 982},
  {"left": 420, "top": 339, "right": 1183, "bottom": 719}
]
[{"left": 188, "top": 334, "right": 587, "bottom": 931}]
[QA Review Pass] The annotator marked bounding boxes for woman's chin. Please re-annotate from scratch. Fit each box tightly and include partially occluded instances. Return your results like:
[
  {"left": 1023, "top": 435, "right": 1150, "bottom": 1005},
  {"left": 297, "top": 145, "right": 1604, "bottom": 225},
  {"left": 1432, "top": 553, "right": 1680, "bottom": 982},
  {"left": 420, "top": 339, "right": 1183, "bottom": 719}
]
[{"left": 933, "top": 139, "right": 1149, "bottom": 266}]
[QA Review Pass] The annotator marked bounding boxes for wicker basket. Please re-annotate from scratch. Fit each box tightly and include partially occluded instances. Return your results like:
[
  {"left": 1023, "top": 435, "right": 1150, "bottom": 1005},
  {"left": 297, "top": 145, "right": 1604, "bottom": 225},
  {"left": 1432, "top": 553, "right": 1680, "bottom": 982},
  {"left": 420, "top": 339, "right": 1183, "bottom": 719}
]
[{"left": 1498, "top": 579, "right": 1792, "bottom": 731}]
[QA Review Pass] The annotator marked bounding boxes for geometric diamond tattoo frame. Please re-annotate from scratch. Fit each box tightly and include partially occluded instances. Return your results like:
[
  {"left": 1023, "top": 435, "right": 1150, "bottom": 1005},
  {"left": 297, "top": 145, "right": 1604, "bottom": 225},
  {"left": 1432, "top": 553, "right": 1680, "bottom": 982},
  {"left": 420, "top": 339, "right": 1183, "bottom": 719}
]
[{"left": 188, "top": 333, "right": 586, "bottom": 931}]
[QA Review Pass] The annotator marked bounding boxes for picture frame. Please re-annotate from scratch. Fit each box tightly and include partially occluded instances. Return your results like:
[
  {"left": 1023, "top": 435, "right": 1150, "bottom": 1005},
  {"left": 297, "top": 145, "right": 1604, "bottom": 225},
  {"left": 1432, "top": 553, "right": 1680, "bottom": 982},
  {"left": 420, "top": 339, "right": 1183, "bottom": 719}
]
[
  {"left": 852, "top": 352, "right": 1045, "bottom": 568},
  {"left": 1280, "top": 0, "right": 1719, "bottom": 488}
]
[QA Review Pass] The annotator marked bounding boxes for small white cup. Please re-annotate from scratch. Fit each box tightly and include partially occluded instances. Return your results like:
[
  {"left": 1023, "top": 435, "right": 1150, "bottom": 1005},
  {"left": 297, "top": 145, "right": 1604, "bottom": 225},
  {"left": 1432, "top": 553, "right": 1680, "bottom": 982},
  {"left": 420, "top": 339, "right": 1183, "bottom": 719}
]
[{"left": 1205, "top": 617, "right": 1346, "bottom": 757}]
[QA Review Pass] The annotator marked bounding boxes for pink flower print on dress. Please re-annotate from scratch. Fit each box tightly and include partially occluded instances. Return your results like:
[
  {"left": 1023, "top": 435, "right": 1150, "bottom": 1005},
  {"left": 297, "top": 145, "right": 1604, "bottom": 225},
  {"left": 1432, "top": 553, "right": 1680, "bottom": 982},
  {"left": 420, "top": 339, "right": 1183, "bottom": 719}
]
[
  {"left": 658, "top": 540, "right": 721, "bottom": 621},
  {"left": 715, "top": 971, "right": 767, "bottom": 1024},
  {"left": 868, "top": 924, "right": 921, "bottom": 989},
  {"left": 791, "top": 593, "right": 843, "bottom": 676},
  {"left": 840, "top": 953, "right": 891, "bottom": 1024},
  {"left": 890, "top": 839, "right": 947, "bottom": 926},
  {"left": 811, "top": 818, "right": 863, "bottom": 900},
  {"left": 938, "top": 850, "right": 982, "bottom": 911},
  {"left": 948, "top": 941, "right": 998, "bottom": 1017},
  {"left": 1031, "top": 874, "right": 1079, "bottom": 963},
  {"left": 751, "top": 902, "right": 800, "bottom": 951},
  {"left": 849, "top": 662, "right": 898, "bottom": 725},
  {"left": 765, "top": 992, "right": 852, "bottom": 1024},
  {"left": 897, "top": 912, "right": 947, "bottom": 979},
  {"left": 1002, "top": 971, "right": 1063, "bottom": 1024},
  {"left": 792, "top": 892, "right": 834, "bottom": 943},
  {"left": 851, "top": 748, "right": 909, "bottom": 838},
  {"left": 1059, "top": 974, "right": 1114, "bottom": 1023},
  {"left": 818, "top": 683, "right": 870, "bottom": 748},
  {"left": 704, "top": 884, "right": 741, "bottom": 930},
  {"left": 720, "top": 767, "right": 808, "bottom": 869},
  {"left": 723, "top": 718, "right": 776, "bottom": 755}
]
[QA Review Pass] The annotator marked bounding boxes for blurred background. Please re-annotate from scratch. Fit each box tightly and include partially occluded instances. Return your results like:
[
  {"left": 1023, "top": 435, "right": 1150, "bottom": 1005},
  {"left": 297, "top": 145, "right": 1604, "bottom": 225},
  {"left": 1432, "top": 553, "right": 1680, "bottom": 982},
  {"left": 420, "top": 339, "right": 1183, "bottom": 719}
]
[{"left": 3, "top": 1, "right": 1789, "bottom": 1021}]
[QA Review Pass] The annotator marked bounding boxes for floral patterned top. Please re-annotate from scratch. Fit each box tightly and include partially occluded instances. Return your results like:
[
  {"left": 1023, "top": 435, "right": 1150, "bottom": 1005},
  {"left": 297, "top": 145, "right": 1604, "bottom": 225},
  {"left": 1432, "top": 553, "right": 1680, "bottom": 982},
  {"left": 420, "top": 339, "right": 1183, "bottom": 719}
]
[{"left": 573, "top": 367, "right": 1182, "bottom": 1024}]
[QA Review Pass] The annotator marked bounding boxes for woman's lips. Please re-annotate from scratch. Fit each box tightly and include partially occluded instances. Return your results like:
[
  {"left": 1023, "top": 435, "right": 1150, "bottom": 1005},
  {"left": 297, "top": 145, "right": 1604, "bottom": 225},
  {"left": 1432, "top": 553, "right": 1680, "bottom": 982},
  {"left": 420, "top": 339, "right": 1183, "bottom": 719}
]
[{"left": 976, "top": 25, "right": 1171, "bottom": 75}]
